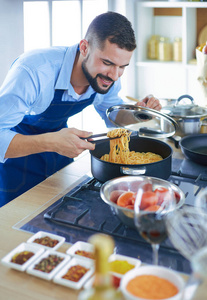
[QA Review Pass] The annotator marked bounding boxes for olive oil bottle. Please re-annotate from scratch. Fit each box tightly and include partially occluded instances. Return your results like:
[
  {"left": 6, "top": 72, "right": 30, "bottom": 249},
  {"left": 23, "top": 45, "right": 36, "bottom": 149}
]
[{"left": 78, "top": 234, "right": 124, "bottom": 300}]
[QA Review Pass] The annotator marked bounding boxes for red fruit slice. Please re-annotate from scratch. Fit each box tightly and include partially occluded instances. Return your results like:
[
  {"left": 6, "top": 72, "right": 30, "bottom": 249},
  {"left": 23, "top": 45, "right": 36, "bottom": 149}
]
[
  {"left": 110, "top": 190, "right": 125, "bottom": 204},
  {"left": 140, "top": 191, "right": 158, "bottom": 210},
  {"left": 117, "top": 191, "right": 136, "bottom": 208},
  {"left": 154, "top": 187, "right": 169, "bottom": 205}
]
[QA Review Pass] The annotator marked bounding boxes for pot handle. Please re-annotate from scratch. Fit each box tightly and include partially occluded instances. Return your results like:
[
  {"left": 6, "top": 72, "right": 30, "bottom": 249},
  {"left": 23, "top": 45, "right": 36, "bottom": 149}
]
[
  {"left": 120, "top": 166, "right": 146, "bottom": 175},
  {"left": 175, "top": 94, "right": 195, "bottom": 107}
]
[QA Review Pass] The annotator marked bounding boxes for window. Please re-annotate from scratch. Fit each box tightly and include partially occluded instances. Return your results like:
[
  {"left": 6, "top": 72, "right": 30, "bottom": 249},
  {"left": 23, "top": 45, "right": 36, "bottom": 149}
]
[
  {"left": 24, "top": 0, "right": 108, "bottom": 50},
  {"left": 23, "top": 0, "right": 109, "bottom": 132},
  {"left": 24, "top": 1, "right": 50, "bottom": 51},
  {"left": 52, "top": 1, "right": 81, "bottom": 46}
]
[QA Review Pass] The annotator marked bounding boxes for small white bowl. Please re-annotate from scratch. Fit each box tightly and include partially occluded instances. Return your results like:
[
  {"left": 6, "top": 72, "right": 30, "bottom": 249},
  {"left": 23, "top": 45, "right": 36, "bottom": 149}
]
[
  {"left": 26, "top": 250, "right": 70, "bottom": 280},
  {"left": 1, "top": 242, "right": 44, "bottom": 272},
  {"left": 109, "top": 254, "right": 141, "bottom": 275},
  {"left": 109, "top": 254, "right": 141, "bottom": 288},
  {"left": 83, "top": 254, "right": 141, "bottom": 290},
  {"left": 27, "top": 231, "right": 65, "bottom": 250},
  {"left": 66, "top": 241, "right": 94, "bottom": 260},
  {"left": 53, "top": 257, "right": 94, "bottom": 290},
  {"left": 120, "top": 265, "right": 185, "bottom": 300}
]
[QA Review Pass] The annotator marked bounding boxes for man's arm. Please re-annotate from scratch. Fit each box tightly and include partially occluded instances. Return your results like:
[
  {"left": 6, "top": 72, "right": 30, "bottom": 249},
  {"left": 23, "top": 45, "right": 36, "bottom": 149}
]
[{"left": 5, "top": 128, "right": 95, "bottom": 159}]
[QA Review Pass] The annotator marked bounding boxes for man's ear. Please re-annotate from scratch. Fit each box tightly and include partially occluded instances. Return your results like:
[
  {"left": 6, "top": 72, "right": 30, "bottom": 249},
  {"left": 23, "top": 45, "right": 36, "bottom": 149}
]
[{"left": 79, "top": 39, "right": 89, "bottom": 57}]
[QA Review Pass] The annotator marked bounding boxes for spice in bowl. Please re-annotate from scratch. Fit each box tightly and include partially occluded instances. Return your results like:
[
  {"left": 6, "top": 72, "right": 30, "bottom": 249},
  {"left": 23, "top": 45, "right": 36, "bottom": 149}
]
[
  {"left": 11, "top": 251, "right": 34, "bottom": 265},
  {"left": 110, "top": 260, "right": 135, "bottom": 275},
  {"left": 126, "top": 275, "right": 178, "bottom": 299},
  {"left": 120, "top": 266, "right": 185, "bottom": 300},
  {"left": 75, "top": 250, "right": 95, "bottom": 260},
  {"left": 34, "top": 254, "right": 64, "bottom": 273},
  {"left": 33, "top": 236, "right": 59, "bottom": 248},
  {"left": 62, "top": 265, "right": 89, "bottom": 282}
]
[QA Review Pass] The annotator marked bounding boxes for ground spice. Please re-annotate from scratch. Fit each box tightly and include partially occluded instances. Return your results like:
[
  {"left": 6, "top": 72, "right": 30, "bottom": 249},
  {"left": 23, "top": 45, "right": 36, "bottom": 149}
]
[
  {"left": 126, "top": 275, "right": 178, "bottom": 299},
  {"left": 11, "top": 251, "right": 34, "bottom": 265},
  {"left": 62, "top": 265, "right": 89, "bottom": 282},
  {"left": 33, "top": 236, "right": 59, "bottom": 248},
  {"left": 75, "top": 250, "right": 95, "bottom": 259},
  {"left": 34, "top": 254, "right": 64, "bottom": 273},
  {"left": 109, "top": 260, "right": 135, "bottom": 274}
]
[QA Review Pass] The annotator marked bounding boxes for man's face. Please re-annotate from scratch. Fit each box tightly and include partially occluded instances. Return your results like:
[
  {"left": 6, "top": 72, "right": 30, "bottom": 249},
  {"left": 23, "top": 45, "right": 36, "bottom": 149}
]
[{"left": 81, "top": 40, "right": 133, "bottom": 94}]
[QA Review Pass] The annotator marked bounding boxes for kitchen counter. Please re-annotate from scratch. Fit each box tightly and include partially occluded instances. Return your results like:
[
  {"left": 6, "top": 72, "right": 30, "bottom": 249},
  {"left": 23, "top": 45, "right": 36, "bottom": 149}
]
[{"left": 0, "top": 140, "right": 207, "bottom": 300}]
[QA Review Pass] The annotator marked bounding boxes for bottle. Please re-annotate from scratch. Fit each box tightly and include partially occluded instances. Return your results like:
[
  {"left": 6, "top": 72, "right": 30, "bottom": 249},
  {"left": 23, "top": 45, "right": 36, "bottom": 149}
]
[
  {"left": 158, "top": 37, "right": 172, "bottom": 61},
  {"left": 78, "top": 234, "right": 124, "bottom": 300}
]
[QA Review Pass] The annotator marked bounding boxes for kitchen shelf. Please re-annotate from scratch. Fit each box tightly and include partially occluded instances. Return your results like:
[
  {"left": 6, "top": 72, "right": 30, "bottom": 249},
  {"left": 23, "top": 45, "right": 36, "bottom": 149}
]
[
  {"left": 134, "top": 1, "right": 207, "bottom": 103},
  {"left": 140, "top": 1, "right": 207, "bottom": 8}
]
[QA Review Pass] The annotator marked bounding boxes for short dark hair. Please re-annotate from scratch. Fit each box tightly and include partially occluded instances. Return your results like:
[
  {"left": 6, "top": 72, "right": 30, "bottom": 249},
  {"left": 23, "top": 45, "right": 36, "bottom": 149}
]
[{"left": 85, "top": 11, "right": 136, "bottom": 51}]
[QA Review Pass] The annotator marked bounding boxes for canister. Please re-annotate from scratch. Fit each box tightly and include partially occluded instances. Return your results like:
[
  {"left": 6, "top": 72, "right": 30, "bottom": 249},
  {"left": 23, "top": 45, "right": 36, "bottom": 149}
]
[
  {"left": 158, "top": 37, "right": 172, "bottom": 61},
  {"left": 173, "top": 37, "right": 182, "bottom": 62},
  {"left": 147, "top": 35, "right": 160, "bottom": 59}
]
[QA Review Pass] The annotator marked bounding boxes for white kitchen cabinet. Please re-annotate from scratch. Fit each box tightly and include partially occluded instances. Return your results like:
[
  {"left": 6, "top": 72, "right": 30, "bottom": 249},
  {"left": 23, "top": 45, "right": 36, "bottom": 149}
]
[{"left": 135, "top": 1, "right": 207, "bottom": 103}]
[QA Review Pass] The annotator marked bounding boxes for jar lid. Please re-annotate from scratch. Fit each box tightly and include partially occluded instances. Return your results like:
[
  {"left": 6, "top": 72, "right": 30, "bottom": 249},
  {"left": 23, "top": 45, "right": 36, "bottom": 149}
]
[
  {"left": 161, "top": 94, "right": 207, "bottom": 118},
  {"left": 106, "top": 104, "right": 177, "bottom": 138}
]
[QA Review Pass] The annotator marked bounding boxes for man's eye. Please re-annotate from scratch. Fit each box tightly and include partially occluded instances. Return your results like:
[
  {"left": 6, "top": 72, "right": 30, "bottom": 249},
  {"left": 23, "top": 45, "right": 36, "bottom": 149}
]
[{"left": 103, "top": 61, "right": 111, "bottom": 66}]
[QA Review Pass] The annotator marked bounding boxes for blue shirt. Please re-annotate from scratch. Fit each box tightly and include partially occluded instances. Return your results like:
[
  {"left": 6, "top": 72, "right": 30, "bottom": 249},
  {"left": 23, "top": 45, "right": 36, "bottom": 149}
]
[{"left": 0, "top": 44, "right": 123, "bottom": 163}]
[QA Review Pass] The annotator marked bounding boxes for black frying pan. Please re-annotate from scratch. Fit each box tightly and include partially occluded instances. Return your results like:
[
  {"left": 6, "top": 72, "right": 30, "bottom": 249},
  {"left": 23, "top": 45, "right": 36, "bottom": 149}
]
[{"left": 180, "top": 134, "right": 207, "bottom": 165}]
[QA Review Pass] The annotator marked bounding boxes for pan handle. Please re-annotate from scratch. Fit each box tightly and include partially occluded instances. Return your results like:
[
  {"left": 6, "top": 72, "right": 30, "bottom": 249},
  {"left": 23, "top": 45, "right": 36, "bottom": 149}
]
[{"left": 120, "top": 166, "right": 146, "bottom": 175}]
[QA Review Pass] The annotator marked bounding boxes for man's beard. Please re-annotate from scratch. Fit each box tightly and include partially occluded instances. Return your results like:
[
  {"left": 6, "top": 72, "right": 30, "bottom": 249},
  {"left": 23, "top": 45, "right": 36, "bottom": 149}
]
[{"left": 82, "top": 58, "right": 114, "bottom": 94}]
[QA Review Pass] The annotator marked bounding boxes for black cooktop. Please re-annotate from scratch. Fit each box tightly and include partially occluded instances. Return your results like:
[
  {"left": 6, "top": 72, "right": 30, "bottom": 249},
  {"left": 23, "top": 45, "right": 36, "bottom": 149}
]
[{"left": 18, "top": 158, "right": 207, "bottom": 274}]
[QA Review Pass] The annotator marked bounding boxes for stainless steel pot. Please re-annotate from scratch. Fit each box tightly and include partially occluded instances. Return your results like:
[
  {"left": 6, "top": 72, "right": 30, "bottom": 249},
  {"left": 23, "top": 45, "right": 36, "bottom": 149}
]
[{"left": 161, "top": 94, "right": 207, "bottom": 137}]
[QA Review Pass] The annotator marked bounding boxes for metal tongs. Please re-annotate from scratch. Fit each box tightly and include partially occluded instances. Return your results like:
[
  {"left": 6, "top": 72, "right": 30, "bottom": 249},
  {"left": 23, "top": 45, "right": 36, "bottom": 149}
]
[
  {"left": 86, "top": 132, "right": 123, "bottom": 143},
  {"left": 86, "top": 128, "right": 168, "bottom": 143}
]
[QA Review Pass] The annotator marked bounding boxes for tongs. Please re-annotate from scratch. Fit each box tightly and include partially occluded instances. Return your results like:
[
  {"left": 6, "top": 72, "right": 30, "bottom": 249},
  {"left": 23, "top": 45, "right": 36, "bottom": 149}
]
[
  {"left": 86, "top": 128, "right": 167, "bottom": 143},
  {"left": 86, "top": 132, "right": 121, "bottom": 143}
]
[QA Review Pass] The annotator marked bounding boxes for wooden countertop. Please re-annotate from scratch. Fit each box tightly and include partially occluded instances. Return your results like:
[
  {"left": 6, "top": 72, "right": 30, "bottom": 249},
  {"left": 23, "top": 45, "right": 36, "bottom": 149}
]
[{"left": 0, "top": 140, "right": 207, "bottom": 299}]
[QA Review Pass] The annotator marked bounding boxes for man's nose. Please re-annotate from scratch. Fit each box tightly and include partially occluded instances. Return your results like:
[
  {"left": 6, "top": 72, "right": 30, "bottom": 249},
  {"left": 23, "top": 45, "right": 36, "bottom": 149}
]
[{"left": 108, "top": 66, "right": 120, "bottom": 81}]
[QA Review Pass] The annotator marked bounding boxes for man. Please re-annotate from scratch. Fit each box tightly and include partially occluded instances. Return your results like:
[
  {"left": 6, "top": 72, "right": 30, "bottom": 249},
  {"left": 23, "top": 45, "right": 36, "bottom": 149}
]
[{"left": 0, "top": 11, "right": 161, "bottom": 206}]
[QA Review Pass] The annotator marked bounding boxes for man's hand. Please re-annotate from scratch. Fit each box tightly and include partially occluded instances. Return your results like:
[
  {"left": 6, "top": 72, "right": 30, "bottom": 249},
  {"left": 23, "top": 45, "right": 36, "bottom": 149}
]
[
  {"left": 135, "top": 94, "right": 162, "bottom": 111},
  {"left": 48, "top": 128, "right": 95, "bottom": 158}
]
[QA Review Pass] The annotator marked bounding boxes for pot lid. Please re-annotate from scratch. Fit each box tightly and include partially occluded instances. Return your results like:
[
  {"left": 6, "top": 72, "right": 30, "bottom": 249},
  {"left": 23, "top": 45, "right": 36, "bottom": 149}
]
[
  {"left": 161, "top": 94, "right": 207, "bottom": 118},
  {"left": 106, "top": 104, "right": 177, "bottom": 138}
]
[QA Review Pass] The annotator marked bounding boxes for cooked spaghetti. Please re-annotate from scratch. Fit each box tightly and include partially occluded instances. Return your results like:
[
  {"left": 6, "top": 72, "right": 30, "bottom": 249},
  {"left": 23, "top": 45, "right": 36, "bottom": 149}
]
[{"left": 100, "top": 128, "right": 163, "bottom": 165}]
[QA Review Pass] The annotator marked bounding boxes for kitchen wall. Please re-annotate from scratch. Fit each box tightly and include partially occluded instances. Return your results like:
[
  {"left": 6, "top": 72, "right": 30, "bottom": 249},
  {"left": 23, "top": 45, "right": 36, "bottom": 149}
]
[{"left": 0, "top": 0, "right": 24, "bottom": 85}]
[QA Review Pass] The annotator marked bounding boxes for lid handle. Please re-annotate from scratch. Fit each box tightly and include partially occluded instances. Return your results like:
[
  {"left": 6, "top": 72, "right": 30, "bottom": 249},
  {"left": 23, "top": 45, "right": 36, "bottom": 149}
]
[{"left": 175, "top": 94, "right": 194, "bottom": 107}]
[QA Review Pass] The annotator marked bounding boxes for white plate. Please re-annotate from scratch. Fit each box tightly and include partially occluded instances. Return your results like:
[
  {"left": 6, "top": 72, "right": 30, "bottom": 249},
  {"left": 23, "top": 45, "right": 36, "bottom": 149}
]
[
  {"left": 26, "top": 250, "right": 70, "bottom": 280},
  {"left": 66, "top": 241, "right": 94, "bottom": 260},
  {"left": 27, "top": 231, "right": 65, "bottom": 250},
  {"left": 109, "top": 254, "right": 141, "bottom": 278},
  {"left": 1, "top": 242, "right": 45, "bottom": 272},
  {"left": 53, "top": 257, "right": 94, "bottom": 290}
]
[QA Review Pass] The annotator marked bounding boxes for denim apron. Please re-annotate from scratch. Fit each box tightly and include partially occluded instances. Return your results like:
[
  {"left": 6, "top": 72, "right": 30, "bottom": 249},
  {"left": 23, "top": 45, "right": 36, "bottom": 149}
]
[{"left": 0, "top": 90, "right": 96, "bottom": 207}]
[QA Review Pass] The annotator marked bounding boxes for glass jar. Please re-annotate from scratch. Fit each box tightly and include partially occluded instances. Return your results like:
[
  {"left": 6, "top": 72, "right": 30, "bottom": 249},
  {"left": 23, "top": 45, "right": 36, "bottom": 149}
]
[
  {"left": 147, "top": 35, "right": 160, "bottom": 60},
  {"left": 158, "top": 37, "right": 172, "bottom": 61},
  {"left": 173, "top": 37, "right": 182, "bottom": 62}
]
